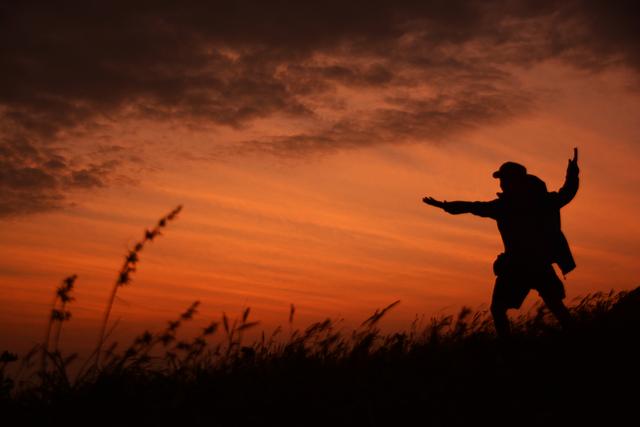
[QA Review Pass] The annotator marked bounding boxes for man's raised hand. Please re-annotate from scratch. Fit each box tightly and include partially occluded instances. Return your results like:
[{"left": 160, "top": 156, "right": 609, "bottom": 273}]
[
  {"left": 568, "top": 147, "right": 579, "bottom": 175},
  {"left": 423, "top": 196, "right": 445, "bottom": 209}
]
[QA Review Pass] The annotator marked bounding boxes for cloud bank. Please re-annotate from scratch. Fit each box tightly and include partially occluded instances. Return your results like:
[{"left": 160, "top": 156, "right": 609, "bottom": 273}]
[{"left": 1, "top": 0, "right": 639, "bottom": 215}]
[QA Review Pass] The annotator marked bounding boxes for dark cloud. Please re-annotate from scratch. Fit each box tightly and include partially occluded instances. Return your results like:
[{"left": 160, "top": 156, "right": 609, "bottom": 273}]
[
  {"left": 0, "top": 134, "right": 125, "bottom": 217},
  {"left": 1, "top": 0, "right": 638, "bottom": 215},
  {"left": 230, "top": 82, "right": 532, "bottom": 157}
]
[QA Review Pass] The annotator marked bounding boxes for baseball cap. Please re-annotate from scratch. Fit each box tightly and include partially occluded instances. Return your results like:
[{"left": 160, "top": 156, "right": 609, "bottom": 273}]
[{"left": 492, "top": 162, "right": 527, "bottom": 179}]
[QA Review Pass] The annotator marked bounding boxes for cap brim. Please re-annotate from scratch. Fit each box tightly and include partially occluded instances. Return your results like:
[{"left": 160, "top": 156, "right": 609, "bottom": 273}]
[{"left": 492, "top": 171, "right": 500, "bottom": 178}]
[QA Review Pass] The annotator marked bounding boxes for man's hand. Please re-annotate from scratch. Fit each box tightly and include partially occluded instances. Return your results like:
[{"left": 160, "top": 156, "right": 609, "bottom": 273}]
[
  {"left": 568, "top": 147, "right": 579, "bottom": 175},
  {"left": 422, "top": 196, "right": 445, "bottom": 209}
]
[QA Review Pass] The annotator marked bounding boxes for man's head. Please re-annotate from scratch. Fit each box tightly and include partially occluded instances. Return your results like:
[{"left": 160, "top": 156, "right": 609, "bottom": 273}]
[{"left": 493, "top": 161, "right": 527, "bottom": 193}]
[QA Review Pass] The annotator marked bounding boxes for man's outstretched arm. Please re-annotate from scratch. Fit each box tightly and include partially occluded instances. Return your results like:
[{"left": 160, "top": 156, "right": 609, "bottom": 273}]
[
  {"left": 422, "top": 197, "right": 498, "bottom": 218},
  {"left": 556, "top": 147, "right": 580, "bottom": 207}
]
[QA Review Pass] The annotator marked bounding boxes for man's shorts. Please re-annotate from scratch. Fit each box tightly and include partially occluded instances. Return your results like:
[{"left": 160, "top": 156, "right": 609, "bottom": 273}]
[{"left": 491, "top": 262, "right": 566, "bottom": 310}]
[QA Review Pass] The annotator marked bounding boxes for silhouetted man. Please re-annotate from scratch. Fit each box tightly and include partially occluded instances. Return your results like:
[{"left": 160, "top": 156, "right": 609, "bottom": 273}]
[{"left": 422, "top": 148, "right": 580, "bottom": 337}]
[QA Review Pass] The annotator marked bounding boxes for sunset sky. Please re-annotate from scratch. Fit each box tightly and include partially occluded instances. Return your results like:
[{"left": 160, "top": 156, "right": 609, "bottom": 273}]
[{"left": 1, "top": 1, "right": 639, "bottom": 354}]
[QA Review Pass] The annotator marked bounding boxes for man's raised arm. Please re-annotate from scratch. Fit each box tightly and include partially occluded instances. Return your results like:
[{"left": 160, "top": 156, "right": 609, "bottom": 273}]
[{"left": 556, "top": 147, "right": 580, "bottom": 207}]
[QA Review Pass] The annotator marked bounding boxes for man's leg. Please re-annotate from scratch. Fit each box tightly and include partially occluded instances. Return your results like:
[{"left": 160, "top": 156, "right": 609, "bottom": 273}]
[
  {"left": 542, "top": 295, "right": 573, "bottom": 331},
  {"left": 490, "top": 302, "right": 511, "bottom": 338},
  {"left": 491, "top": 274, "right": 527, "bottom": 338},
  {"left": 538, "top": 265, "right": 573, "bottom": 331}
]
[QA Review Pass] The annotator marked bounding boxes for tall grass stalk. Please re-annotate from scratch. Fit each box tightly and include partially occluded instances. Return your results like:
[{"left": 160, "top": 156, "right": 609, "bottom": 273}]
[
  {"left": 41, "top": 275, "right": 77, "bottom": 373},
  {"left": 94, "top": 205, "right": 182, "bottom": 367}
]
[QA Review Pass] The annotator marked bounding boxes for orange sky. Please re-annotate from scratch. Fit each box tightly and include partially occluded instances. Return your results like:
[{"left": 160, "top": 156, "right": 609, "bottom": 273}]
[
  {"left": 2, "top": 64, "right": 639, "bottom": 355},
  {"left": 1, "top": 3, "right": 639, "bottom": 355}
]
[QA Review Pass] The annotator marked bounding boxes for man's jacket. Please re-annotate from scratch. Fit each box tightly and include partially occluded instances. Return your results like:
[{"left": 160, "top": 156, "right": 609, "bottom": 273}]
[{"left": 442, "top": 166, "right": 579, "bottom": 275}]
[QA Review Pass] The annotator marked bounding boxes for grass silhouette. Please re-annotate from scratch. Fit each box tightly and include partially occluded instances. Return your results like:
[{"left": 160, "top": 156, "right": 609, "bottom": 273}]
[
  {"left": 95, "top": 205, "right": 183, "bottom": 368},
  {"left": 0, "top": 207, "right": 638, "bottom": 426}
]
